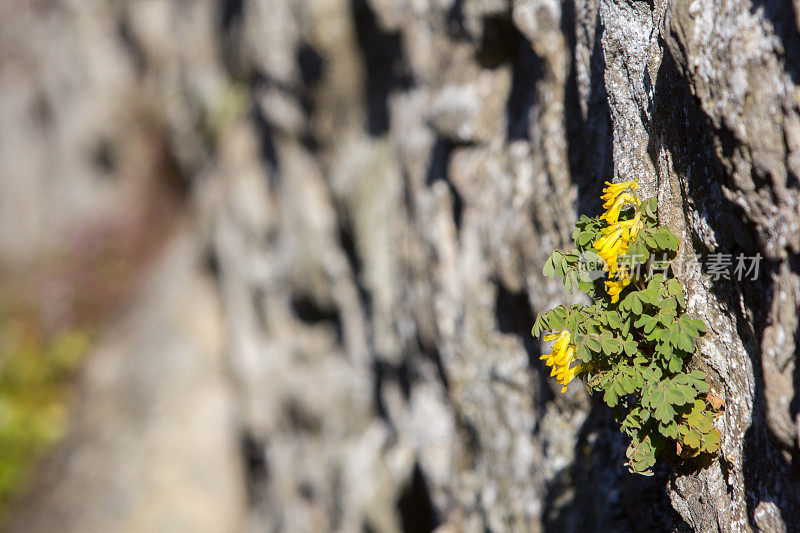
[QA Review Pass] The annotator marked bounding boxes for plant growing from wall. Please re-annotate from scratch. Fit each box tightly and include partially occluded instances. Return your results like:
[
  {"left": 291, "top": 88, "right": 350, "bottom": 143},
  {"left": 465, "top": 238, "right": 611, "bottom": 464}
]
[{"left": 532, "top": 181, "right": 722, "bottom": 475}]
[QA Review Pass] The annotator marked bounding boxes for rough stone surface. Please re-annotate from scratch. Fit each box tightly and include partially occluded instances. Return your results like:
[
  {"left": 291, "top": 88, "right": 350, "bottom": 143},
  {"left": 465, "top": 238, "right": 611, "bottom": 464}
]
[{"left": 2, "top": 0, "right": 800, "bottom": 531}]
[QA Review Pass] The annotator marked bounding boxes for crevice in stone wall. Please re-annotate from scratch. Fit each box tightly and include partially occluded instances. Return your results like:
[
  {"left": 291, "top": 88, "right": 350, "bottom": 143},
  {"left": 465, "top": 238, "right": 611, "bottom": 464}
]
[
  {"left": 116, "top": 14, "right": 147, "bottom": 75},
  {"left": 297, "top": 41, "right": 325, "bottom": 110},
  {"left": 290, "top": 293, "right": 344, "bottom": 344},
  {"left": 29, "top": 92, "right": 52, "bottom": 130},
  {"left": 350, "top": 0, "right": 412, "bottom": 136},
  {"left": 220, "top": 0, "right": 245, "bottom": 35},
  {"left": 91, "top": 138, "right": 118, "bottom": 176},
  {"left": 296, "top": 40, "right": 325, "bottom": 152},
  {"left": 372, "top": 358, "right": 412, "bottom": 422},
  {"left": 336, "top": 220, "right": 372, "bottom": 317},
  {"left": 285, "top": 398, "right": 323, "bottom": 434},
  {"left": 414, "top": 334, "right": 450, "bottom": 393},
  {"left": 789, "top": 256, "right": 800, "bottom": 469},
  {"left": 203, "top": 247, "right": 221, "bottom": 280},
  {"left": 153, "top": 127, "right": 193, "bottom": 198},
  {"left": 425, "top": 138, "right": 464, "bottom": 232},
  {"left": 218, "top": 0, "right": 246, "bottom": 77},
  {"left": 476, "top": 14, "right": 518, "bottom": 69},
  {"left": 506, "top": 34, "right": 542, "bottom": 141},
  {"left": 251, "top": 287, "right": 268, "bottom": 333},
  {"left": 455, "top": 414, "right": 481, "bottom": 470},
  {"left": 396, "top": 463, "right": 439, "bottom": 533},
  {"left": 562, "top": 0, "right": 612, "bottom": 217},
  {"left": 239, "top": 430, "right": 270, "bottom": 507},
  {"left": 251, "top": 102, "right": 280, "bottom": 174},
  {"left": 446, "top": 0, "right": 469, "bottom": 40}
]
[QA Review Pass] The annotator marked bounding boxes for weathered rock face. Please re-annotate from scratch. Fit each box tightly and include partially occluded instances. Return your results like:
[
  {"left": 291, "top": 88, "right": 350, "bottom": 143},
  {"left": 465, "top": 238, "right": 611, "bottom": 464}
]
[{"left": 3, "top": 0, "right": 799, "bottom": 531}]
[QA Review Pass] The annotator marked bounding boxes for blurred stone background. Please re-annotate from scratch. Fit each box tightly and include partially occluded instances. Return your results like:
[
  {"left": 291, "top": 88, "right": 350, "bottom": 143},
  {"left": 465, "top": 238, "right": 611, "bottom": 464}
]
[{"left": 0, "top": 0, "right": 799, "bottom": 531}]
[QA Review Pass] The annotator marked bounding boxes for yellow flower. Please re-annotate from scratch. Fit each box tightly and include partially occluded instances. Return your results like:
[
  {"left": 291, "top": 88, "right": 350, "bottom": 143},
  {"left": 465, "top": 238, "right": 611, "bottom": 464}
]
[
  {"left": 600, "top": 192, "right": 639, "bottom": 224},
  {"left": 541, "top": 330, "right": 570, "bottom": 365},
  {"left": 626, "top": 212, "right": 643, "bottom": 241},
  {"left": 554, "top": 357, "right": 583, "bottom": 392},
  {"left": 540, "top": 330, "right": 582, "bottom": 392},
  {"left": 593, "top": 224, "right": 628, "bottom": 275},
  {"left": 593, "top": 214, "right": 644, "bottom": 276},
  {"left": 601, "top": 180, "right": 639, "bottom": 206},
  {"left": 605, "top": 275, "right": 631, "bottom": 303}
]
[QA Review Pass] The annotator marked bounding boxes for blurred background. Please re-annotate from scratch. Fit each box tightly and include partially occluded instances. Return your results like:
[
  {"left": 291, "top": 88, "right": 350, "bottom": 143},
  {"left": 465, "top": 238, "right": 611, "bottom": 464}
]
[
  {"left": 1, "top": 1, "right": 582, "bottom": 531},
  {"left": 2, "top": 0, "right": 799, "bottom": 532}
]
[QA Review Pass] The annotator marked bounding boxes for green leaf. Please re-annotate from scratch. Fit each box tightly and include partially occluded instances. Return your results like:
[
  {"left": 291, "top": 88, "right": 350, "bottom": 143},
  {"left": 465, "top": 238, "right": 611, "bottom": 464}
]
[
  {"left": 564, "top": 269, "right": 578, "bottom": 293},
  {"left": 643, "top": 229, "right": 658, "bottom": 249},
  {"left": 622, "top": 337, "right": 638, "bottom": 356},
  {"left": 677, "top": 330, "right": 694, "bottom": 352},
  {"left": 663, "top": 231, "right": 679, "bottom": 252},
  {"left": 621, "top": 407, "right": 650, "bottom": 436},
  {"left": 547, "top": 306, "right": 567, "bottom": 331},
  {"left": 601, "top": 335, "right": 623, "bottom": 355},
  {"left": 603, "top": 386, "right": 619, "bottom": 407},
  {"left": 659, "top": 297, "right": 678, "bottom": 318},
  {"left": 650, "top": 227, "right": 679, "bottom": 252},
  {"left": 543, "top": 252, "right": 559, "bottom": 278},
  {"left": 619, "top": 239, "right": 650, "bottom": 268},
  {"left": 621, "top": 292, "right": 643, "bottom": 315},
  {"left": 701, "top": 428, "right": 721, "bottom": 453},
  {"left": 555, "top": 255, "right": 567, "bottom": 277},
  {"left": 644, "top": 377, "right": 695, "bottom": 423},
  {"left": 658, "top": 419, "right": 679, "bottom": 439},
  {"left": 680, "top": 370, "right": 711, "bottom": 394},
  {"left": 577, "top": 230, "right": 595, "bottom": 247},
  {"left": 665, "top": 278, "right": 684, "bottom": 297},
  {"left": 668, "top": 354, "right": 683, "bottom": 373},
  {"left": 576, "top": 343, "right": 592, "bottom": 363},
  {"left": 639, "top": 287, "right": 660, "bottom": 305},
  {"left": 532, "top": 313, "right": 545, "bottom": 337},
  {"left": 678, "top": 314, "right": 706, "bottom": 337},
  {"left": 634, "top": 314, "right": 659, "bottom": 335},
  {"left": 683, "top": 428, "right": 702, "bottom": 449},
  {"left": 619, "top": 368, "right": 636, "bottom": 394},
  {"left": 584, "top": 334, "right": 602, "bottom": 353},
  {"left": 664, "top": 378, "right": 696, "bottom": 406},
  {"left": 626, "top": 435, "right": 656, "bottom": 475},
  {"left": 656, "top": 340, "right": 673, "bottom": 360},
  {"left": 653, "top": 398, "right": 676, "bottom": 423},
  {"left": 578, "top": 279, "right": 596, "bottom": 294},
  {"left": 606, "top": 311, "right": 622, "bottom": 330},
  {"left": 642, "top": 198, "right": 658, "bottom": 222}
]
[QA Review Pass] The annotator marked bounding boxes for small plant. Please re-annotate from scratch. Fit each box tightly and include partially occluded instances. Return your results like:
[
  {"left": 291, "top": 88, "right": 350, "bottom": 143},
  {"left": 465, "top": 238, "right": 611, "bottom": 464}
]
[{"left": 532, "top": 180, "right": 722, "bottom": 475}]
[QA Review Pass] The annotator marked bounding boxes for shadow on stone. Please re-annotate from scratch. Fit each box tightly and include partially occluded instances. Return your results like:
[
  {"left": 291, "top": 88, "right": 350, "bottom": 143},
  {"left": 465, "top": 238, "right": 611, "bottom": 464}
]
[
  {"left": 652, "top": 43, "right": 800, "bottom": 528},
  {"left": 350, "top": 0, "right": 412, "bottom": 136},
  {"left": 562, "top": 0, "right": 613, "bottom": 218}
]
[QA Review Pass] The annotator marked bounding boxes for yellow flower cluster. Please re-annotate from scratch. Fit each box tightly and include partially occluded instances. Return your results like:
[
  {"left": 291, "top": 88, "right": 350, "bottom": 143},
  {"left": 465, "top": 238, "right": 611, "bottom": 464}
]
[
  {"left": 540, "top": 330, "right": 582, "bottom": 392},
  {"left": 593, "top": 181, "right": 643, "bottom": 302}
]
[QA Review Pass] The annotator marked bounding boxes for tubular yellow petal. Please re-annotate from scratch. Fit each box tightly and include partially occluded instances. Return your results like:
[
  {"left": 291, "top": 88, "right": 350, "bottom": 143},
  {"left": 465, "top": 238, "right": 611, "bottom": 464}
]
[
  {"left": 601, "top": 181, "right": 634, "bottom": 199},
  {"left": 605, "top": 276, "right": 631, "bottom": 303},
  {"left": 629, "top": 213, "right": 643, "bottom": 240},
  {"left": 602, "top": 180, "right": 638, "bottom": 192},
  {"left": 600, "top": 193, "right": 639, "bottom": 224}
]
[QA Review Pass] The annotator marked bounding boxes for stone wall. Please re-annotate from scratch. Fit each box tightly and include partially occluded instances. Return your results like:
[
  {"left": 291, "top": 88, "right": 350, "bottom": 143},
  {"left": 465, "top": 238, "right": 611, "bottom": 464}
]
[{"left": 1, "top": 0, "right": 799, "bottom": 531}]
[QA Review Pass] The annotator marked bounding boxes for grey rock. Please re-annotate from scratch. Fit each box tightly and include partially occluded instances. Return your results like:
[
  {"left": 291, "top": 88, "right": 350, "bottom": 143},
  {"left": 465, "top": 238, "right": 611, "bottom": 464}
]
[{"left": 2, "top": 0, "right": 799, "bottom": 531}]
